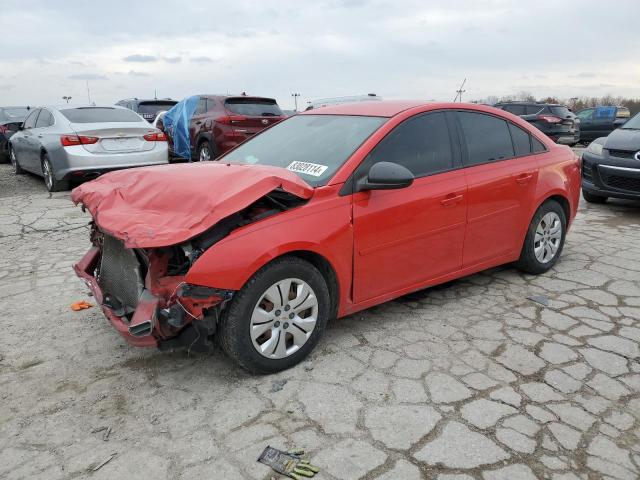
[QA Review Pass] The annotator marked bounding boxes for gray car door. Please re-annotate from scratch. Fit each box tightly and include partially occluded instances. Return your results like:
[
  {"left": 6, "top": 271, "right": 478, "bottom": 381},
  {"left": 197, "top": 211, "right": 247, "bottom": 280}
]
[
  {"left": 31, "top": 109, "right": 55, "bottom": 174},
  {"left": 17, "top": 109, "right": 41, "bottom": 172}
]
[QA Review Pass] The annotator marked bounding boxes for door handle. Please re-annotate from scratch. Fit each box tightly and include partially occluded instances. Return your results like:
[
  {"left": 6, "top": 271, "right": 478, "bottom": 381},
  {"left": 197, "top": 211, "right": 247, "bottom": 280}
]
[
  {"left": 440, "top": 193, "right": 464, "bottom": 207},
  {"left": 515, "top": 173, "right": 533, "bottom": 185},
  {"left": 195, "top": 121, "right": 202, "bottom": 125}
]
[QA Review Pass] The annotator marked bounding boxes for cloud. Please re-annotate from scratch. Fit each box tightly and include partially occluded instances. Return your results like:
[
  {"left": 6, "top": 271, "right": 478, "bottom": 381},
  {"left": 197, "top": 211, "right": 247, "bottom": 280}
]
[
  {"left": 0, "top": 84, "right": 15, "bottom": 90},
  {"left": 127, "top": 70, "right": 152, "bottom": 77},
  {"left": 123, "top": 54, "right": 157, "bottom": 63},
  {"left": 190, "top": 56, "right": 213, "bottom": 64},
  {"left": 570, "top": 72, "right": 597, "bottom": 78},
  {"left": 68, "top": 73, "right": 107, "bottom": 80},
  {"left": 163, "top": 56, "right": 182, "bottom": 64}
]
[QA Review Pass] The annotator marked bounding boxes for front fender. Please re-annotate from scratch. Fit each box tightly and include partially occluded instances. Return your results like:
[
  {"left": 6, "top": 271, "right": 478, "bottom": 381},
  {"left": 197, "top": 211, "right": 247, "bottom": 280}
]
[{"left": 184, "top": 196, "right": 353, "bottom": 311}]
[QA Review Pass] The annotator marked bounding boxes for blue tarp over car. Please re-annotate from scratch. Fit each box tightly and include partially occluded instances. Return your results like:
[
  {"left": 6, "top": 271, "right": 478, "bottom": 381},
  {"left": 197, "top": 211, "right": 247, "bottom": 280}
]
[{"left": 163, "top": 95, "right": 199, "bottom": 160}]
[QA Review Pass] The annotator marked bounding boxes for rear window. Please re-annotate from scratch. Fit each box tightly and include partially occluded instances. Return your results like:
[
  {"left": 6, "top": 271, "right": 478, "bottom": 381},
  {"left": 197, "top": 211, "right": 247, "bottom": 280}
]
[
  {"left": 502, "top": 105, "right": 526, "bottom": 115},
  {"left": 224, "top": 98, "right": 283, "bottom": 117},
  {"left": 549, "top": 106, "right": 571, "bottom": 117},
  {"left": 60, "top": 107, "right": 144, "bottom": 123},
  {"left": 2, "top": 108, "right": 29, "bottom": 121},
  {"left": 137, "top": 101, "right": 177, "bottom": 114}
]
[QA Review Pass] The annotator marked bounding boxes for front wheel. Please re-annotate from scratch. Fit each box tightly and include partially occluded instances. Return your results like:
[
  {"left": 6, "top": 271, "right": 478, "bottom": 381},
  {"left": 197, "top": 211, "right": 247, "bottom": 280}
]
[
  {"left": 219, "top": 257, "right": 330, "bottom": 374},
  {"left": 516, "top": 200, "right": 566, "bottom": 275},
  {"left": 197, "top": 140, "right": 214, "bottom": 162}
]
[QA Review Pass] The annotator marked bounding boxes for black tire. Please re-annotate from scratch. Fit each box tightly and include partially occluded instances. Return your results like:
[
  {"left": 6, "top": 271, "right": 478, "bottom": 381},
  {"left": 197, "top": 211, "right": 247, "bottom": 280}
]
[
  {"left": 196, "top": 140, "right": 215, "bottom": 162},
  {"left": 582, "top": 190, "right": 608, "bottom": 204},
  {"left": 219, "top": 256, "right": 330, "bottom": 374},
  {"left": 516, "top": 200, "right": 567, "bottom": 275},
  {"left": 9, "top": 146, "right": 25, "bottom": 174},
  {"left": 0, "top": 142, "right": 8, "bottom": 164},
  {"left": 42, "top": 154, "right": 70, "bottom": 192}
]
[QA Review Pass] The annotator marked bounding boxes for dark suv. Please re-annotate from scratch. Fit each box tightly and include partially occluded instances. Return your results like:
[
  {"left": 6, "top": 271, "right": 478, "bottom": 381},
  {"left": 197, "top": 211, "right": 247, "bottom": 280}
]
[
  {"left": 0, "top": 106, "right": 30, "bottom": 162},
  {"left": 186, "top": 95, "right": 285, "bottom": 161},
  {"left": 116, "top": 98, "right": 178, "bottom": 123},
  {"left": 495, "top": 102, "right": 579, "bottom": 146},
  {"left": 575, "top": 106, "right": 630, "bottom": 143}
]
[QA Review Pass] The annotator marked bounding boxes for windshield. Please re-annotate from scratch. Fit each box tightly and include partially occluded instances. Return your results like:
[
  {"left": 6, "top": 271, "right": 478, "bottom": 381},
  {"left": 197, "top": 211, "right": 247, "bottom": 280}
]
[
  {"left": 137, "top": 101, "right": 177, "bottom": 114},
  {"left": 1, "top": 108, "right": 29, "bottom": 121},
  {"left": 222, "top": 114, "right": 387, "bottom": 186},
  {"left": 60, "top": 107, "right": 144, "bottom": 123},
  {"left": 621, "top": 112, "right": 640, "bottom": 129}
]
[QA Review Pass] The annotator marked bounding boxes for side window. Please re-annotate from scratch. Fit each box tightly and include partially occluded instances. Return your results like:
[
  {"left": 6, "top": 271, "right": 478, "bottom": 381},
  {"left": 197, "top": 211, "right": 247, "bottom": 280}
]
[
  {"left": 594, "top": 106, "right": 615, "bottom": 121},
  {"left": 525, "top": 105, "right": 543, "bottom": 115},
  {"left": 509, "top": 123, "right": 532, "bottom": 156},
  {"left": 458, "top": 111, "right": 515, "bottom": 166},
  {"left": 365, "top": 112, "right": 454, "bottom": 178},
  {"left": 195, "top": 98, "right": 208, "bottom": 115},
  {"left": 504, "top": 105, "right": 525, "bottom": 115},
  {"left": 23, "top": 109, "right": 40, "bottom": 129},
  {"left": 576, "top": 109, "right": 594, "bottom": 121},
  {"left": 35, "top": 109, "right": 53, "bottom": 128},
  {"left": 532, "top": 137, "right": 546, "bottom": 153}
]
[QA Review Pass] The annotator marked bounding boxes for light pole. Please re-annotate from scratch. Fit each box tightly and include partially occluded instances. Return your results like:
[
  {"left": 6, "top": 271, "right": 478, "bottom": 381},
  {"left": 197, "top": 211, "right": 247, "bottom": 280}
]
[
  {"left": 62, "top": 96, "right": 72, "bottom": 104},
  {"left": 291, "top": 93, "right": 300, "bottom": 111}
]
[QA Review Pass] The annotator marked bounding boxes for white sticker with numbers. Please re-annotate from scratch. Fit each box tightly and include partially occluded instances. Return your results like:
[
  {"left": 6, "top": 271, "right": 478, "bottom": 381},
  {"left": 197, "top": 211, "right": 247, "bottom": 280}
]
[{"left": 286, "top": 161, "right": 328, "bottom": 177}]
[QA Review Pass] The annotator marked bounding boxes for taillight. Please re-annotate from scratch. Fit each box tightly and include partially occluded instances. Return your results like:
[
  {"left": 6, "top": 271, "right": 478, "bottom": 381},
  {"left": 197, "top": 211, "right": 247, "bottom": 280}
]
[
  {"left": 0, "top": 125, "right": 7, "bottom": 134},
  {"left": 217, "top": 115, "right": 247, "bottom": 125},
  {"left": 143, "top": 132, "right": 167, "bottom": 141},
  {"left": 537, "top": 115, "right": 562, "bottom": 124},
  {"left": 60, "top": 135, "right": 99, "bottom": 146}
]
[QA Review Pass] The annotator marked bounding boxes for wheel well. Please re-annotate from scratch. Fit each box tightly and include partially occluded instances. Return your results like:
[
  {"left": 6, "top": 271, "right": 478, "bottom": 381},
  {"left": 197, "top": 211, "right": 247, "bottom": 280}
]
[
  {"left": 545, "top": 194, "right": 570, "bottom": 222},
  {"left": 40, "top": 148, "right": 47, "bottom": 160},
  {"left": 281, "top": 250, "right": 340, "bottom": 320}
]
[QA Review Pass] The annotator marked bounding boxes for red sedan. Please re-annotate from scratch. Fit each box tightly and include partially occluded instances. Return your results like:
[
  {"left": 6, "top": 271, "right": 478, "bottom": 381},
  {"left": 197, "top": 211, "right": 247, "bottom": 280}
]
[{"left": 73, "top": 101, "right": 580, "bottom": 373}]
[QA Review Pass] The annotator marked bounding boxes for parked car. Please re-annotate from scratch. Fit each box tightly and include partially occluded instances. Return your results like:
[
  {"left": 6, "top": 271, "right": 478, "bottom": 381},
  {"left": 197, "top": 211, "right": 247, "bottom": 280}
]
[
  {"left": 116, "top": 98, "right": 178, "bottom": 123},
  {"left": 9, "top": 105, "right": 168, "bottom": 191},
  {"left": 494, "top": 102, "right": 580, "bottom": 145},
  {"left": 171, "top": 95, "right": 285, "bottom": 162},
  {"left": 0, "top": 106, "right": 30, "bottom": 162},
  {"left": 581, "top": 111, "right": 640, "bottom": 203},
  {"left": 72, "top": 101, "right": 580, "bottom": 373},
  {"left": 305, "top": 93, "right": 382, "bottom": 111},
  {"left": 575, "top": 106, "right": 630, "bottom": 143}
]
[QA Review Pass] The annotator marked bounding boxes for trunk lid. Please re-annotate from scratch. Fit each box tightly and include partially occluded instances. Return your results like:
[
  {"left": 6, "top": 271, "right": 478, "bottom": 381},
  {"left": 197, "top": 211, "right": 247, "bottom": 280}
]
[
  {"left": 70, "top": 123, "right": 159, "bottom": 154},
  {"left": 71, "top": 162, "right": 314, "bottom": 248},
  {"left": 223, "top": 97, "right": 285, "bottom": 138}
]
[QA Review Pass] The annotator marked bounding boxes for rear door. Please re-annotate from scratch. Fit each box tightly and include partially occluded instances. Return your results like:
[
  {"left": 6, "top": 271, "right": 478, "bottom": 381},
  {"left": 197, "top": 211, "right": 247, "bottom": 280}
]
[
  {"left": 593, "top": 106, "right": 616, "bottom": 138},
  {"left": 455, "top": 111, "right": 540, "bottom": 267},
  {"left": 352, "top": 111, "right": 467, "bottom": 303},
  {"left": 190, "top": 97, "right": 209, "bottom": 148},
  {"left": 576, "top": 108, "right": 595, "bottom": 141},
  {"left": 32, "top": 108, "right": 55, "bottom": 174}
]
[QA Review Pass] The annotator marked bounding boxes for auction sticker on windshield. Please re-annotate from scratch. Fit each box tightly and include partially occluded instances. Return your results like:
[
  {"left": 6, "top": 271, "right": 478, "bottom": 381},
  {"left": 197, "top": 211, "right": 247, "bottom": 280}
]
[{"left": 287, "top": 161, "right": 328, "bottom": 177}]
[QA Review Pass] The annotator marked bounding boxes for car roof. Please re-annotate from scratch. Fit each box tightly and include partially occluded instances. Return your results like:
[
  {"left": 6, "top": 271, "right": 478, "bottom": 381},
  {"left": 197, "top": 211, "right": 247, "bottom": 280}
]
[
  {"left": 298, "top": 100, "right": 515, "bottom": 117},
  {"left": 199, "top": 94, "right": 277, "bottom": 102}
]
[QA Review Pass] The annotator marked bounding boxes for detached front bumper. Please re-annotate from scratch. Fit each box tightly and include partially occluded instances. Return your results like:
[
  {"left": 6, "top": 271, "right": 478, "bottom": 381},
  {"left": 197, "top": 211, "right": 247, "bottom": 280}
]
[
  {"left": 74, "top": 247, "right": 158, "bottom": 347},
  {"left": 74, "top": 245, "right": 230, "bottom": 349}
]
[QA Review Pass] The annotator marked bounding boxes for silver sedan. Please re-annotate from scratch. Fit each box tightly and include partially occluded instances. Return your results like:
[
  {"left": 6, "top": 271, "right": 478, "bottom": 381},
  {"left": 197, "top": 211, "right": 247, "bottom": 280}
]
[{"left": 9, "top": 105, "right": 169, "bottom": 191}]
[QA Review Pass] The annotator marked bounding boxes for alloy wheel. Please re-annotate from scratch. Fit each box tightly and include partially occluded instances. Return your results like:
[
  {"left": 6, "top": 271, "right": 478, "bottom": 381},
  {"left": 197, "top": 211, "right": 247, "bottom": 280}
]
[
  {"left": 199, "top": 145, "right": 211, "bottom": 161},
  {"left": 10, "top": 149, "right": 17, "bottom": 172},
  {"left": 43, "top": 159, "right": 53, "bottom": 190},
  {"left": 534, "top": 212, "right": 562, "bottom": 263},
  {"left": 250, "top": 278, "right": 318, "bottom": 359}
]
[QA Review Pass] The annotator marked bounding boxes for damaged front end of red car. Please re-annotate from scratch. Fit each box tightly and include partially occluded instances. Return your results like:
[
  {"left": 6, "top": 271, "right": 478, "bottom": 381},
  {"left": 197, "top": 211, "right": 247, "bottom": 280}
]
[
  {"left": 71, "top": 162, "right": 313, "bottom": 351},
  {"left": 74, "top": 224, "right": 232, "bottom": 351}
]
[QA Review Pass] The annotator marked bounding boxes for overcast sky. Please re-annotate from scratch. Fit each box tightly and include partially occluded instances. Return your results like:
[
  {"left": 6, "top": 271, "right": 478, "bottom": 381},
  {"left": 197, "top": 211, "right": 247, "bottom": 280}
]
[{"left": 1, "top": 0, "right": 639, "bottom": 109}]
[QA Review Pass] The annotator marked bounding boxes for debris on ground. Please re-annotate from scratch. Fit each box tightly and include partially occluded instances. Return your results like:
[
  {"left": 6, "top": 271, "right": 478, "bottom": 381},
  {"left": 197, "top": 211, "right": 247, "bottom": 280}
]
[
  {"left": 103, "top": 426, "right": 112, "bottom": 441},
  {"left": 71, "top": 300, "right": 93, "bottom": 311},
  {"left": 270, "top": 379, "right": 288, "bottom": 393},
  {"left": 527, "top": 294, "right": 550, "bottom": 306},
  {"left": 258, "top": 446, "right": 320, "bottom": 479},
  {"left": 91, "top": 453, "right": 117, "bottom": 472}
]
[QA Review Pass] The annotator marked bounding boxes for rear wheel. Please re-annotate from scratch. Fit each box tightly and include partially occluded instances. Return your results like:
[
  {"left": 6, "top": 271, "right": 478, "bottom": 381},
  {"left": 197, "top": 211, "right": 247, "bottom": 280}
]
[
  {"left": 0, "top": 142, "right": 8, "bottom": 163},
  {"left": 219, "top": 257, "right": 330, "bottom": 374},
  {"left": 582, "top": 190, "right": 608, "bottom": 204},
  {"left": 516, "top": 200, "right": 566, "bottom": 274},
  {"left": 10, "top": 146, "right": 24, "bottom": 174},
  {"left": 197, "top": 140, "right": 214, "bottom": 162},
  {"left": 42, "top": 154, "right": 69, "bottom": 192}
]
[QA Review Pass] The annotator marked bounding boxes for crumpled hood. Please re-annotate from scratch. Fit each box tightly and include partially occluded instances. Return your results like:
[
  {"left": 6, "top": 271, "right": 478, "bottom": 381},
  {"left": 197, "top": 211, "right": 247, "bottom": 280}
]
[
  {"left": 604, "top": 128, "right": 640, "bottom": 151},
  {"left": 71, "top": 162, "right": 314, "bottom": 248}
]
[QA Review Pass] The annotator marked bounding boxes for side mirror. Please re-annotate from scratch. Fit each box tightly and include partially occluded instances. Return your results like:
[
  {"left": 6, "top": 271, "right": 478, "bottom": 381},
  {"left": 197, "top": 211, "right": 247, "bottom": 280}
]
[{"left": 356, "top": 161, "right": 414, "bottom": 192}]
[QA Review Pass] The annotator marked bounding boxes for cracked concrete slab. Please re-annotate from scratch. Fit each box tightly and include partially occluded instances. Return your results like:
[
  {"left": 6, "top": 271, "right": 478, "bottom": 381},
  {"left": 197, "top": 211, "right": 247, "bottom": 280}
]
[{"left": 1, "top": 164, "right": 639, "bottom": 479}]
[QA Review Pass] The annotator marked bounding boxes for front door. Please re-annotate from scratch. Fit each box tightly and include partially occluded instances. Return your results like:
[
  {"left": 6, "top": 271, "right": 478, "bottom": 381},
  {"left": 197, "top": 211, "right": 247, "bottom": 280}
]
[
  {"left": 352, "top": 111, "right": 467, "bottom": 303},
  {"left": 18, "top": 109, "right": 41, "bottom": 172}
]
